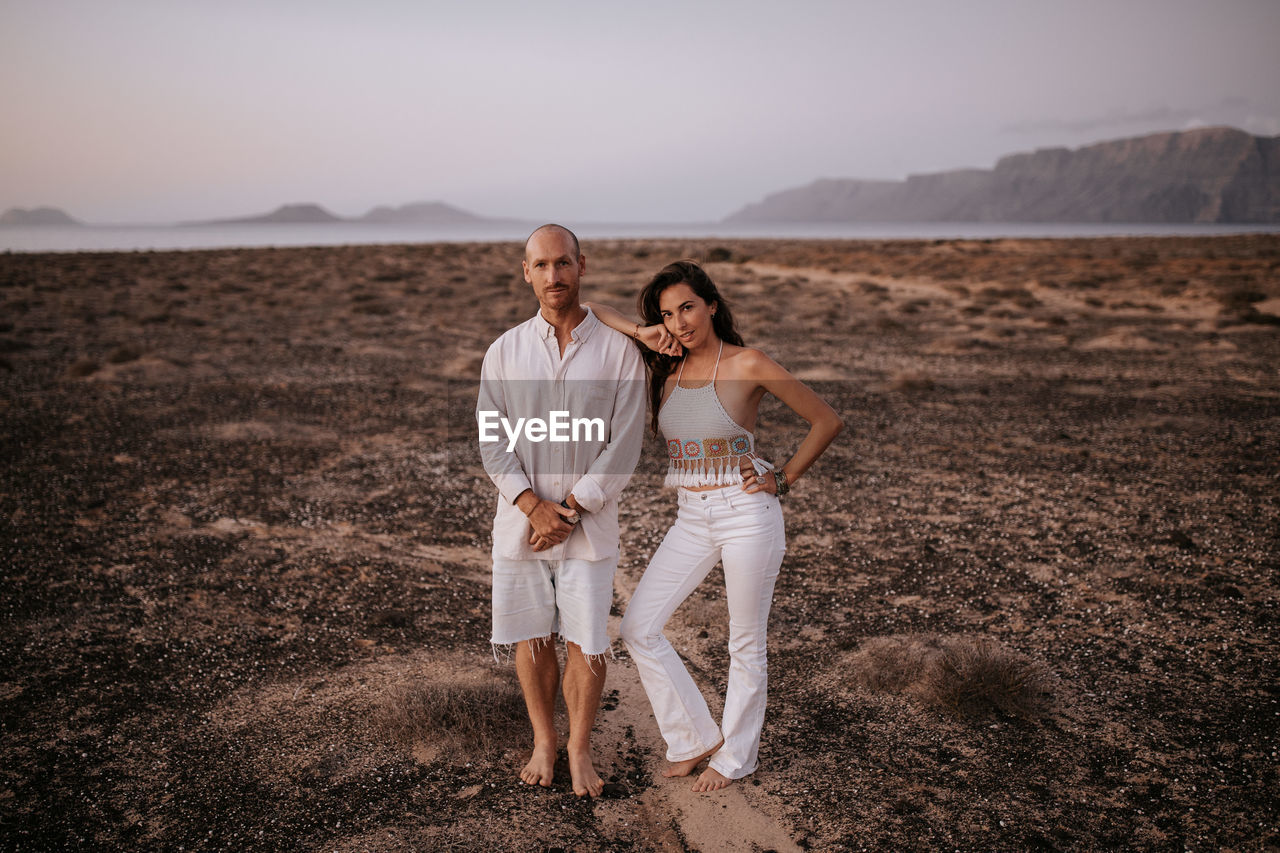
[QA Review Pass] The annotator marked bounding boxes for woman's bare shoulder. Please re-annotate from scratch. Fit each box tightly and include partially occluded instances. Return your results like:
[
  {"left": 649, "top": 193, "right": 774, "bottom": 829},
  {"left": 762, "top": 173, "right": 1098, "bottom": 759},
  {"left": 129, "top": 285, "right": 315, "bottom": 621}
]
[{"left": 722, "top": 345, "right": 785, "bottom": 377}]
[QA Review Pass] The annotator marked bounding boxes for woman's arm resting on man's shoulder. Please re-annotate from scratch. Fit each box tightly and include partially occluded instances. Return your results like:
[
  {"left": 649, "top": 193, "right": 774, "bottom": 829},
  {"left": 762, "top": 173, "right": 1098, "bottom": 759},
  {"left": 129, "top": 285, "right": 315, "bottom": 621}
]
[{"left": 583, "top": 301, "right": 682, "bottom": 356}]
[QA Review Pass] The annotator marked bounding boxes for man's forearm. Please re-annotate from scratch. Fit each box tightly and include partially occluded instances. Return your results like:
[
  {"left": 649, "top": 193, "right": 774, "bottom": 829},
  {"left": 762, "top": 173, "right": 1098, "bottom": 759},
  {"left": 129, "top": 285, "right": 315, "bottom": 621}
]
[
  {"left": 513, "top": 488, "right": 539, "bottom": 515},
  {"left": 477, "top": 359, "right": 536, "bottom": 505}
]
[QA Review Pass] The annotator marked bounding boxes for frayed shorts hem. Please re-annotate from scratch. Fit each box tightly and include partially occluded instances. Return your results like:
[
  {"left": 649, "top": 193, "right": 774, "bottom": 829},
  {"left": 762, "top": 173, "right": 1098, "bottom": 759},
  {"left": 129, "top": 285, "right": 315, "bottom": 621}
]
[{"left": 490, "top": 634, "right": 615, "bottom": 662}]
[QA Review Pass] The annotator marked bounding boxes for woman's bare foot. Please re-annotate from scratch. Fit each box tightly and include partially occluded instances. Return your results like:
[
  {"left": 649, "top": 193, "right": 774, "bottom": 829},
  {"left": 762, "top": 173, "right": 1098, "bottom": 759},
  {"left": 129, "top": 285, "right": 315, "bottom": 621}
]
[
  {"left": 568, "top": 747, "right": 604, "bottom": 797},
  {"left": 692, "top": 767, "right": 734, "bottom": 792},
  {"left": 519, "top": 742, "right": 557, "bottom": 787},
  {"left": 661, "top": 738, "right": 724, "bottom": 778}
]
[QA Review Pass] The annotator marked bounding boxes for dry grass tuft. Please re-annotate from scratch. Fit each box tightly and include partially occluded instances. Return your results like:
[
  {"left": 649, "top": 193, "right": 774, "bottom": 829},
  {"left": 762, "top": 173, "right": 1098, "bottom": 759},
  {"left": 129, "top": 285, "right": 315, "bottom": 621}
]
[
  {"left": 847, "top": 634, "right": 943, "bottom": 693},
  {"left": 924, "top": 636, "right": 1054, "bottom": 718},
  {"left": 847, "top": 634, "right": 1053, "bottom": 719},
  {"left": 974, "top": 285, "right": 1042, "bottom": 309},
  {"left": 1217, "top": 287, "right": 1266, "bottom": 313},
  {"left": 107, "top": 344, "right": 143, "bottom": 364},
  {"left": 374, "top": 671, "right": 527, "bottom": 754},
  {"left": 889, "top": 370, "right": 935, "bottom": 392},
  {"left": 64, "top": 356, "right": 100, "bottom": 378}
]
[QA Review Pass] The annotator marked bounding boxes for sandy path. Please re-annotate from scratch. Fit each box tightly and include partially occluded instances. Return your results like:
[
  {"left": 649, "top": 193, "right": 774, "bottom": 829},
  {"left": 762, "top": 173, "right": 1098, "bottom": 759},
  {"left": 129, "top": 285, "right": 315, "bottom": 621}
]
[
  {"left": 590, "top": 579, "right": 803, "bottom": 852},
  {"left": 738, "top": 259, "right": 1223, "bottom": 324}
]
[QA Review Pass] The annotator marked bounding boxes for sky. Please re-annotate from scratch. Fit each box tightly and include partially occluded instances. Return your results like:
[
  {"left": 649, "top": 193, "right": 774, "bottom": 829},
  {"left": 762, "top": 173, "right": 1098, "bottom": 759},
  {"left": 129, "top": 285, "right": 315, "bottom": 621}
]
[{"left": 2, "top": 0, "right": 1278, "bottom": 224}]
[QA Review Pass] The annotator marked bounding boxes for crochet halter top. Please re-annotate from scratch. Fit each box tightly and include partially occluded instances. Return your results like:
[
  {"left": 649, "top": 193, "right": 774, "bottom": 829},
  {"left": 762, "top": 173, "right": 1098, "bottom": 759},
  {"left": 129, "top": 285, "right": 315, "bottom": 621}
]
[{"left": 658, "top": 341, "right": 772, "bottom": 488}]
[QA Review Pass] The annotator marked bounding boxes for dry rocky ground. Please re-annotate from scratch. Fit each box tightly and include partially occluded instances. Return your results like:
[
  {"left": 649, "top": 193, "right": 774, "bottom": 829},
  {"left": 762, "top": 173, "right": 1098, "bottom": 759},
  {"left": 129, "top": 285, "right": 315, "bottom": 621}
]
[{"left": 1, "top": 235, "right": 1278, "bottom": 851}]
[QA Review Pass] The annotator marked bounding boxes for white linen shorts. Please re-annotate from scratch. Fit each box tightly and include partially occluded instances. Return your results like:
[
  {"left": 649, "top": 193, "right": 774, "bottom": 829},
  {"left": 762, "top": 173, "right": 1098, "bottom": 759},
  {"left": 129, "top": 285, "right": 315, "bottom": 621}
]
[{"left": 491, "top": 555, "right": 617, "bottom": 657}]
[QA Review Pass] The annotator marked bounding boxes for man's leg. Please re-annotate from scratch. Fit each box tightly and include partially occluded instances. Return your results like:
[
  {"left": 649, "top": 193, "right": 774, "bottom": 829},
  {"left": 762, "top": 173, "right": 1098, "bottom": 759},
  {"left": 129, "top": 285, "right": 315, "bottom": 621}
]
[
  {"left": 515, "top": 636, "right": 559, "bottom": 787},
  {"left": 553, "top": 555, "right": 621, "bottom": 797},
  {"left": 562, "top": 642, "right": 606, "bottom": 797},
  {"left": 493, "top": 557, "right": 559, "bottom": 786}
]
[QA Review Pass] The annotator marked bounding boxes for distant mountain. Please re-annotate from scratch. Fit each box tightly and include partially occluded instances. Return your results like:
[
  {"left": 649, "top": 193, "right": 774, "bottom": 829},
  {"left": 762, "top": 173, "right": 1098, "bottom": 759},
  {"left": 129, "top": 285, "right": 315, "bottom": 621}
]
[
  {"left": 0, "top": 206, "right": 80, "bottom": 226},
  {"left": 183, "top": 200, "right": 514, "bottom": 227},
  {"left": 186, "top": 203, "right": 345, "bottom": 226},
  {"left": 726, "top": 127, "right": 1280, "bottom": 224},
  {"left": 359, "top": 200, "right": 489, "bottom": 224}
]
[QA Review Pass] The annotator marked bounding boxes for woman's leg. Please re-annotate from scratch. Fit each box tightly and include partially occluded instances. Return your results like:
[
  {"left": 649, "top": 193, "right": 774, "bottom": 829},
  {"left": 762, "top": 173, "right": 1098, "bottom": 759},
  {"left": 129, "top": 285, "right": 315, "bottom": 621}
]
[
  {"left": 705, "top": 495, "right": 786, "bottom": 782},
  {"left": 620, "top": 501, "right": 724, "bottom": 763}
]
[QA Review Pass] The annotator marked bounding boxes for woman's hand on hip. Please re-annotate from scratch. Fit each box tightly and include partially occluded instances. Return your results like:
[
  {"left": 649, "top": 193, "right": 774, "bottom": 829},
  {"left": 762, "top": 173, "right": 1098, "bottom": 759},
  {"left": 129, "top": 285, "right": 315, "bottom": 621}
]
[{"left": 738, "top": 457, "right": 776, "bottom": 495}]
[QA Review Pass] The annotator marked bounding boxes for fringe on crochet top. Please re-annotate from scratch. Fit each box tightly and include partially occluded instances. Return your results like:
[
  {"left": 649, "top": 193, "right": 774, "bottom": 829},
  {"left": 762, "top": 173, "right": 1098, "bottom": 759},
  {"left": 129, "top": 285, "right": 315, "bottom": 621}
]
[{"left": 658, "top": 341, "right": 773, "bottom": 489}]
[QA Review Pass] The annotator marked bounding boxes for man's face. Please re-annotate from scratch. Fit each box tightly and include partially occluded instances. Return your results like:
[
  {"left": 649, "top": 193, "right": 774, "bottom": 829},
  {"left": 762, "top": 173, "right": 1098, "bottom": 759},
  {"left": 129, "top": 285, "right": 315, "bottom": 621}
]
[{"left": 523, "top": 229, "right": 585, "bottom": 314}]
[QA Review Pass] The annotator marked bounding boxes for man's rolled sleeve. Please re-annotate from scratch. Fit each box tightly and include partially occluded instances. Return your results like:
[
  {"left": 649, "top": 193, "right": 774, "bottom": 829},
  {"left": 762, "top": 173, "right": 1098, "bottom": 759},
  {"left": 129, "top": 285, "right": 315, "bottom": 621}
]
[
  {"left": 477, "top": 346, "right": 534, "bottom": 505},
  {"left": 494, "top": 471, "right": 534, "bottom": 506},
  {"left": 570, "top": 346, "right": 646, "bottom": 513}
]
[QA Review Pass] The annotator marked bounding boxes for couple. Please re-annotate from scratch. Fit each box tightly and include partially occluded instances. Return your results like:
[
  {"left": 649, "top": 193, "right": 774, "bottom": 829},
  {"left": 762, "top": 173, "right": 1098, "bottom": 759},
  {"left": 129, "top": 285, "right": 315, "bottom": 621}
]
[{"left": 476, "top": 224, "right": 842, "bottom": 796}]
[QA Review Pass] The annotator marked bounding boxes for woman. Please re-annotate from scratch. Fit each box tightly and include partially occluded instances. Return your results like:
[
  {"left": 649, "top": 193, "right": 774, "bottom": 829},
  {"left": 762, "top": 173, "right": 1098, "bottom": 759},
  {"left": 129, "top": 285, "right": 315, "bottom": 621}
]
[{"left": 586, "top": 260, "right": 843, "bottom": 792}]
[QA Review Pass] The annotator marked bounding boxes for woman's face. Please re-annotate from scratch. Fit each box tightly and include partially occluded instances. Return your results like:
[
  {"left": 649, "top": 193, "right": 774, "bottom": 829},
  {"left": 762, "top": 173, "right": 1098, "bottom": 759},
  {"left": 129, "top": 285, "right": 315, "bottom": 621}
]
[{"left": 658, "top": 282, "right": 717, "bottom": 352}]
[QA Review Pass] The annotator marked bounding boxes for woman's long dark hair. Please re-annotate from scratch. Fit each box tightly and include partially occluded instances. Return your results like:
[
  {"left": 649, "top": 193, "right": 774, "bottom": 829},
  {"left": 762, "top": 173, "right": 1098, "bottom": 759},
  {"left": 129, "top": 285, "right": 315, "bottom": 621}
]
[{"left": 635, "top": 260, "right": 744, "bottom": 435}]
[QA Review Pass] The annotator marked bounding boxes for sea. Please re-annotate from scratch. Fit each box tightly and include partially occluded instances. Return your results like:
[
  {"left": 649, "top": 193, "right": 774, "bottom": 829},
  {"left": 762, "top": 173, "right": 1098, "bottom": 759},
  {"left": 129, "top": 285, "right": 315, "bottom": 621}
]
[{"left": 3, "top": 221, "right": 1279, "bottom": 253}]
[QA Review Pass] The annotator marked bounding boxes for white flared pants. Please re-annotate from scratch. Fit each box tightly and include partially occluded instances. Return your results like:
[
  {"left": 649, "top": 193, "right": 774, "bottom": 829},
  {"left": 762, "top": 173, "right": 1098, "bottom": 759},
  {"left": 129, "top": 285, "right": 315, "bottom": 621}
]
[{"left": 620, "top": 486, "right": 786, "bottom": 779}]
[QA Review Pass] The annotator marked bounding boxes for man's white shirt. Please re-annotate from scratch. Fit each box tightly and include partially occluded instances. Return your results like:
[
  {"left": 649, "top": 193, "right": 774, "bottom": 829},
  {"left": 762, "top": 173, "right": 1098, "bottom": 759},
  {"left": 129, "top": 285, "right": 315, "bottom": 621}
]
[{"left": 477, "top": 307, "right": 646, "bottom": 561}]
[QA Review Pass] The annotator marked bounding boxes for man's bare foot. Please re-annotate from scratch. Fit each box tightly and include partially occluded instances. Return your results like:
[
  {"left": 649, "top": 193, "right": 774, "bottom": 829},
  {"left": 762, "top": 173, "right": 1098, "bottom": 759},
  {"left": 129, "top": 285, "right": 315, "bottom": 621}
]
[
  {"left": 519, "top": 742, "right": 557, "bottom": 787},
  {"left": 692, "top": 767, "right": 734, "bottom": 792},
  {"left": 661, "top": 738, "right": 724, "bottom": 779},
  {"left": 568, "top": 747, "right": 604, "bottom": 797}
]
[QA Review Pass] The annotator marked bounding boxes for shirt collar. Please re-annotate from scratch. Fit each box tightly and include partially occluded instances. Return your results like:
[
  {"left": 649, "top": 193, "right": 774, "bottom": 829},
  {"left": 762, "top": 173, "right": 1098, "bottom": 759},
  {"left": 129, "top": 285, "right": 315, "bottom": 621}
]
[{"left": 534, "top": 306, "right": 598, "bottom": 343}]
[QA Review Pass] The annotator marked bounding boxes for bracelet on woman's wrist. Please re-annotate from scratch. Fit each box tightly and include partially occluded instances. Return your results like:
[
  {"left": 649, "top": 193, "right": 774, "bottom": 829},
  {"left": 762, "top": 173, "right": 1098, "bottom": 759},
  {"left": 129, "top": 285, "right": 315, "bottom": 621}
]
[{"left": 774, "top": 468, "right": 790, "bottom": 497}]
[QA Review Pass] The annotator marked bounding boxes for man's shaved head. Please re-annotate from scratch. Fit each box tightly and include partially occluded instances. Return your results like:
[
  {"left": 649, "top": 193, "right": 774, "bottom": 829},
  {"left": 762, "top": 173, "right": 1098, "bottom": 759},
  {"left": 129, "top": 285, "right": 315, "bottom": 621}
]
[{"left": 525, "top": 223, "right": 580, "bottom": 261}]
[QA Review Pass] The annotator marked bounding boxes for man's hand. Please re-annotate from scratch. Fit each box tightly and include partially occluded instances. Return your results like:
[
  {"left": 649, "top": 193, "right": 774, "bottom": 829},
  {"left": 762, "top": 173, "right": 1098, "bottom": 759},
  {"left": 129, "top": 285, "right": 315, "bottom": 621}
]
[{"left": 525, "top": 498, "right": 579, "bottom": 552}]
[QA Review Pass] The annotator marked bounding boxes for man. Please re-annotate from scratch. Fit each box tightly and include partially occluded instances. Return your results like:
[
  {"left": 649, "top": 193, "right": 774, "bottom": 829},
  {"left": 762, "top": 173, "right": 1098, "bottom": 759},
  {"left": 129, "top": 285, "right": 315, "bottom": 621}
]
[{"left": 476, "top": 224, "right": 645, "bottom": 797}]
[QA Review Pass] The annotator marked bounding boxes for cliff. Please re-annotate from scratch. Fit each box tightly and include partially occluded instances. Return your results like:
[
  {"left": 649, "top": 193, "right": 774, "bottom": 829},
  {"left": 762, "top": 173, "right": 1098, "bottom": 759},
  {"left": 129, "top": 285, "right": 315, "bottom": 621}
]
[
  {"left": 726, "top": 127, "right": 1280, "bottom": 224},
  {"left": 185, "top": 201, "right": 507, "bottom": 227},
  {"left": 188, "top": 204, "right": 345, "bottom": 226},
  {"left": 0, "top": 207, "right": 81, "bottom": 226},
  {"left": 359, "top": 201, "right": 486, "bottom": 224}
]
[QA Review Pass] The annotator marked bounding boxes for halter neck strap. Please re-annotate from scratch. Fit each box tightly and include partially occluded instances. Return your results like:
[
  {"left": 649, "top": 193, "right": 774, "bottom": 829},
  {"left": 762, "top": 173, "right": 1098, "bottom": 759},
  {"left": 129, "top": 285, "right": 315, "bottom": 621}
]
[{"left": 674, "top": 338, "right": 724, "bottom": 386}]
